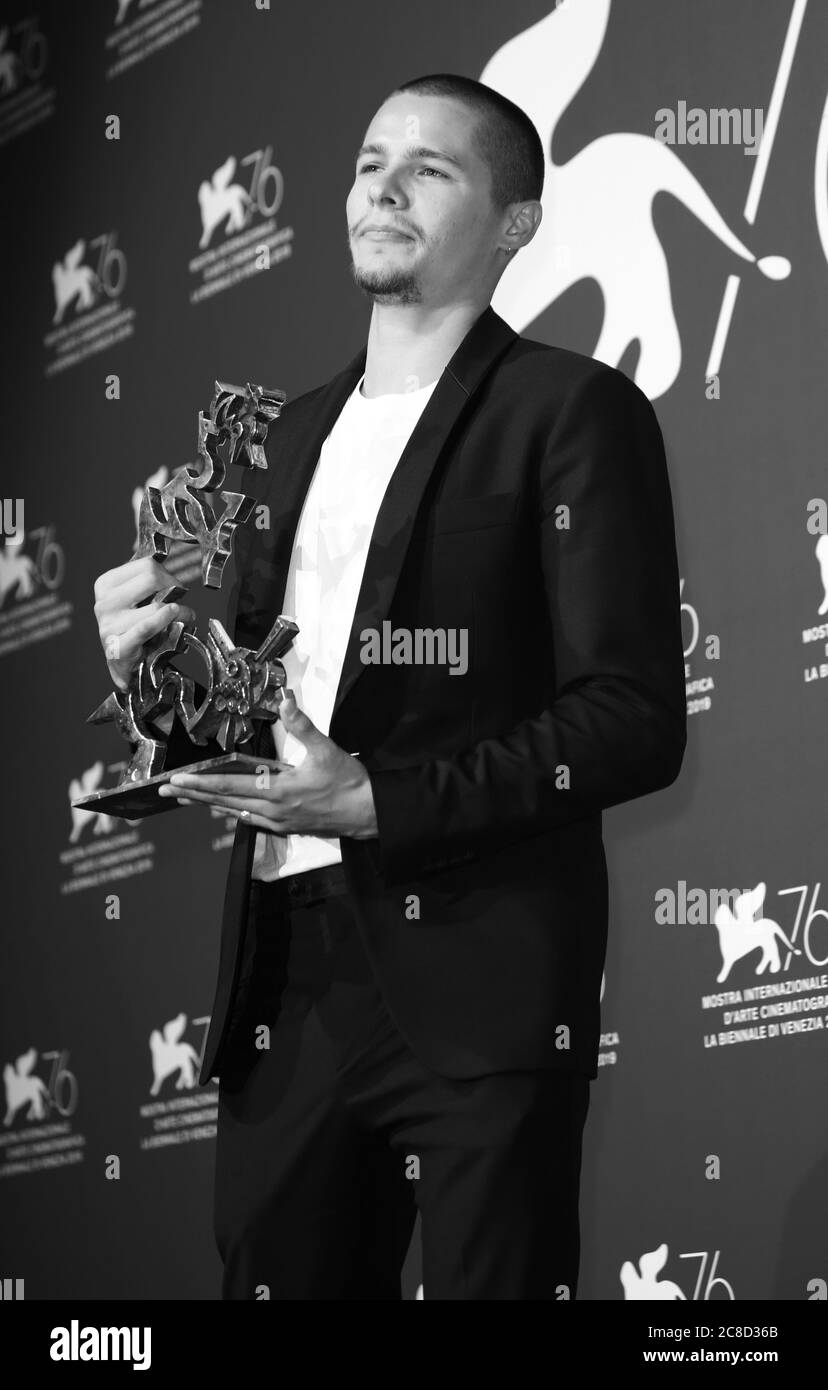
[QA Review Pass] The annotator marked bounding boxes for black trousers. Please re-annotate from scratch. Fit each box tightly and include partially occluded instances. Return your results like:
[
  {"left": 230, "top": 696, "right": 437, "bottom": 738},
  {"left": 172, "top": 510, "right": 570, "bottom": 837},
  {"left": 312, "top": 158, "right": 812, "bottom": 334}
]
[{"left": 213, "top": 865, "right": 592, "bottom": 1300}]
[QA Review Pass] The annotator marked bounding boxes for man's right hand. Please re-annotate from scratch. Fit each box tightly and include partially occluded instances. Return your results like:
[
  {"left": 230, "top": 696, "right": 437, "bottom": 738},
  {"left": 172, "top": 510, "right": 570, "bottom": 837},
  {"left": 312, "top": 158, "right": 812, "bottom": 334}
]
[{"left": 93, "top": 557, "right": 197, "bottom": 693}]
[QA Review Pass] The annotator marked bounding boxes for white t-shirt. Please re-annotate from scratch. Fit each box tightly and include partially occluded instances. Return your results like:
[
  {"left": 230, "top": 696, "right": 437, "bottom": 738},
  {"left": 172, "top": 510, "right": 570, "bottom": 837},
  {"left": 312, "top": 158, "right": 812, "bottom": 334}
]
[{"left": 252, "top": 370, "right": 439, "bottom": 880}]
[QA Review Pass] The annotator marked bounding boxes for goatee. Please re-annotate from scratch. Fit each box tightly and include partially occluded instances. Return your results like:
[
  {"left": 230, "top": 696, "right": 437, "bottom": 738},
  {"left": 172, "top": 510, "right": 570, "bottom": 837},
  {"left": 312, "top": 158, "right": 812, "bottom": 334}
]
[{"left": 349, "top": 261, "right": 423, "bottom": 305}]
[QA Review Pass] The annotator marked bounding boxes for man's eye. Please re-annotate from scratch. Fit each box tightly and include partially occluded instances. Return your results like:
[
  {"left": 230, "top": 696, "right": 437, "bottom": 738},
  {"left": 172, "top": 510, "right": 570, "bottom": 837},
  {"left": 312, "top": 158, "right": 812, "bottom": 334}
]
[{"left": 357, "top": 164, "right": 447, "bottom": 178}]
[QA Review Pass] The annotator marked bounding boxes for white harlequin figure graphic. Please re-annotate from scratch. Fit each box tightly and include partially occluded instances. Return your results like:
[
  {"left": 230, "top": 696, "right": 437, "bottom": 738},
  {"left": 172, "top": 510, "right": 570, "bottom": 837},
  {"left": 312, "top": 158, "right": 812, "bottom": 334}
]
[
  {"left": 149, "top": 1013, "right": 200, "bottom": 1095},
  {"left": 620, "top": 1243, "right": 686, "bottom": 1299},
  {"left": 713, "top": 882, "right": 800, "bottom": 984},
  {"left": 68, "top": 763, "right": 117, "bottom": 843},
  {"left": 0, "top": 538, "right": 37, "bottom": 607},
  {"left": 198, "top": 156, "right": 252, "bottom": 249},
  {"left": 816, "top": 534, "right": 828, "bottom": 615},
  {"left": 482, "top": 0, "right": 790, "bottom": 399},
  {"left": 3, "top": 1048, "right": 49, "bottom": 1126},
  {"left": 52, "top": 239, "right": 99, "bottom": 324}
]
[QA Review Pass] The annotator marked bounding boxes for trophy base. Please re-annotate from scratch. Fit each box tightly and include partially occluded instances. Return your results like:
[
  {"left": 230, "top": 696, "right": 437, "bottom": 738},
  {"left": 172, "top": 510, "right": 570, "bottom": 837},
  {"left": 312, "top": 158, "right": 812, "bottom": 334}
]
[{"left": 71, "top": 752, "right": 267, "bottom": 820}]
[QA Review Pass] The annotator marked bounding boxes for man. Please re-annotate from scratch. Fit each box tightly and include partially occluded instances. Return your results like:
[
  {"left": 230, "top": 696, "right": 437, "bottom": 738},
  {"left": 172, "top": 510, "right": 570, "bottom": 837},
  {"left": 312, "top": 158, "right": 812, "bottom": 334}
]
[{"left": 93, "top": 74, "right": 686, "bottom": 1299}]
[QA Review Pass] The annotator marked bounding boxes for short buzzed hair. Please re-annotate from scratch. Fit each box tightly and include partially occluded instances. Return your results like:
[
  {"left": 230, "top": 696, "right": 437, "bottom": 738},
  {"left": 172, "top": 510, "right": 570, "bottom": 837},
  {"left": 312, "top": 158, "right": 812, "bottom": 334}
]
[{"left": 390, "top": 73, "right": 545, "bottom": 210}]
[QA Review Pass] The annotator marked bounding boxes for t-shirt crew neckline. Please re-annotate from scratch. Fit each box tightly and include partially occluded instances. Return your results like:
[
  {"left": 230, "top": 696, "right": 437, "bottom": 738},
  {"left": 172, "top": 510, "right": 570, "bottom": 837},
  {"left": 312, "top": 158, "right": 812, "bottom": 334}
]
[{"left": 355, "top": 372, "right": 439, "bottom": 403}]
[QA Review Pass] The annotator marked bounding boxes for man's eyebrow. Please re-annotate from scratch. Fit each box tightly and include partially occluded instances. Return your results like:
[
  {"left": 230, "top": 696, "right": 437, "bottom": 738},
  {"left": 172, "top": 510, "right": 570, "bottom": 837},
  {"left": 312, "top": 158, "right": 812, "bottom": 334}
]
[{"left": 356, "top": 142, "right": 464, "bottom": 169}]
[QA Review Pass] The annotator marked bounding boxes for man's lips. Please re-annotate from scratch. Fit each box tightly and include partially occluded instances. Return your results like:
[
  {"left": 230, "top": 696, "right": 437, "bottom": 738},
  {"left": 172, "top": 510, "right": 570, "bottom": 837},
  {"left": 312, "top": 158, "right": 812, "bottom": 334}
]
[{"left": 360, "top": 227, "right": 414, "bottom": 240}]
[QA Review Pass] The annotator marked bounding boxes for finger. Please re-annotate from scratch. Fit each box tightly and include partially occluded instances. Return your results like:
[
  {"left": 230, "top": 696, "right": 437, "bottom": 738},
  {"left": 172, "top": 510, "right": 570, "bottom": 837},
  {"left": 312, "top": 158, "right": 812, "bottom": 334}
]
[
  {"left": 162, "top": 787, "right": 275, "bottom": 815},
  {"left": 224, "top": 810, "right": 287, "bottom": 833},
  {"left": 127, "top": 601, "right": 196, "bottom": 639},
  {"left": 94, "top": 558, "right": 160, "bottom": 601},
  {"left": 124, "top": 596, "right": 196, "bottom": 625},
  {"left": 102, "top": 601, "right": 191, "bottom": 660},
  {"left": 94, "top": 558, "right": 181, "bottom": 608},
  {"left": 95, "top": 583, "right": 191, "bottom": 625},
  {"left": 166, "top": 767, "right": 290, "bottom": 794},
  {"left": 172, "top": 795, "right": 282, "bottom": 822}
]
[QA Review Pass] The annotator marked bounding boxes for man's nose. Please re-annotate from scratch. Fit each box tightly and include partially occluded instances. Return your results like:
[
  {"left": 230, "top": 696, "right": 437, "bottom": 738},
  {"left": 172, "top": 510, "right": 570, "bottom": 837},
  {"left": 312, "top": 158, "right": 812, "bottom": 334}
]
[{"left": 368, "top": 172, "right": 407, "bottom": 205}]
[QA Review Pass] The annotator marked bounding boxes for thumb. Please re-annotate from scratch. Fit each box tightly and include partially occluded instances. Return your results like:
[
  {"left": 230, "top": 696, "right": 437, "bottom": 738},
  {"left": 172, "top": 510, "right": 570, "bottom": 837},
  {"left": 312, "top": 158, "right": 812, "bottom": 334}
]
[{"left": 280, "top": 688, "right": 322, "bottom": 742}]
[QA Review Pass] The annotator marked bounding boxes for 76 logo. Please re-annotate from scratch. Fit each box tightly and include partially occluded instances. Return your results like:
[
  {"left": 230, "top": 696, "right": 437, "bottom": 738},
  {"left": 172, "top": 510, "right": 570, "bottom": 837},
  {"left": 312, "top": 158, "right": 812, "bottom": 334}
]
[
  {"left": 3, "top": 1048, "right": 78, "bottom": 1127},
  {"left": 198, "top": 146, "right": 284, "bottom": 249},
  {"left": 777, "top": 883, "right": 828, "bottom": 968},
  {"left": 679, "top": 1250, "right": 735, "bottom": 1301}
]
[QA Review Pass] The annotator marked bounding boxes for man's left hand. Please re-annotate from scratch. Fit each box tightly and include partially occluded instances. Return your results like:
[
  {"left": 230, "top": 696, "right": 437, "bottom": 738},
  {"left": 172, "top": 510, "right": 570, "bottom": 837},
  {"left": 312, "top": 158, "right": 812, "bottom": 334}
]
[{"left": 157, "top": 689, "right": 378, "bottom": 839}]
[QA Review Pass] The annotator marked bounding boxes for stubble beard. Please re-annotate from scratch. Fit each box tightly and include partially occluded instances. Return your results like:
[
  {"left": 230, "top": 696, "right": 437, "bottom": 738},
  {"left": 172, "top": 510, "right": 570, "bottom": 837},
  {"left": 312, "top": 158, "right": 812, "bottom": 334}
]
[{"left": 348, "top": 241, "right": 423, "bottom": 304}]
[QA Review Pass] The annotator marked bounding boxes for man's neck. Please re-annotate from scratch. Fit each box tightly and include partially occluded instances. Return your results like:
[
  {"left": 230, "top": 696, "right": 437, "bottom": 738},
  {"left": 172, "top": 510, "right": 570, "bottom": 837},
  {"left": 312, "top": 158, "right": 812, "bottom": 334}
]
[{"left": 361, "top": 298, "right": 489, "bottom": 398}]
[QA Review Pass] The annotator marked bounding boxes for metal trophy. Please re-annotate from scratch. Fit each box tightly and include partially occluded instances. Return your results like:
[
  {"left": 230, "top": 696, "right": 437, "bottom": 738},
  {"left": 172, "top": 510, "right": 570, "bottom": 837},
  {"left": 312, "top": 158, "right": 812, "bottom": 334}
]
[{"left": 72, "top": 380, "right": 298, "bottom": 819}]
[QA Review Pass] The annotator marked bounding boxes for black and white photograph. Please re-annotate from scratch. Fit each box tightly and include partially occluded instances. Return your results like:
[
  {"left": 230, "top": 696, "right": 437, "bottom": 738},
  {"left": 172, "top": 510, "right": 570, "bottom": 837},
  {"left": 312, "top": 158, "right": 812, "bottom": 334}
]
[{"left": 0, "top": 0, "right": 825, "bottom": 1359}]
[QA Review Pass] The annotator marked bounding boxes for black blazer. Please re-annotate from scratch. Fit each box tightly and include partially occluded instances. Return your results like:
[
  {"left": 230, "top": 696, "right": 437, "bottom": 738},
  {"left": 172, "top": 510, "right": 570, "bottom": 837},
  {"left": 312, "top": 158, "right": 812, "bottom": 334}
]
[{"left": 193, "top": 304, "right": 687, "bottom": 1085}]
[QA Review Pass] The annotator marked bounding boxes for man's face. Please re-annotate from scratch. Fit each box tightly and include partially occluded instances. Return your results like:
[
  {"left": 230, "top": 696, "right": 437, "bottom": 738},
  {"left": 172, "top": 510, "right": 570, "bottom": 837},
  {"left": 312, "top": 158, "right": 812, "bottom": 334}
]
[{"left": 346, "top": 93, "right": 507, "bottom": 305}]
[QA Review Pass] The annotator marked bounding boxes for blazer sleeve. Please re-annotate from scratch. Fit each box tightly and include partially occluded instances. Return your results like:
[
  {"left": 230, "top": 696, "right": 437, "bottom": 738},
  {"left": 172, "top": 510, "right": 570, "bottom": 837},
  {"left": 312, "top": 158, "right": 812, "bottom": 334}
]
[{"left": 364, "top": 364, "right": 688, "bottom": 884}]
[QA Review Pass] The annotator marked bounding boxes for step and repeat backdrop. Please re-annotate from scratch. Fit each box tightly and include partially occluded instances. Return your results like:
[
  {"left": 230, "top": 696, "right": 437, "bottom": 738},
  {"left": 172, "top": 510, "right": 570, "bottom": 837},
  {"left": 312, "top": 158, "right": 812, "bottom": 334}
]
[{"left": 1, "top": 0, "right": 826, "bottom": 1301}]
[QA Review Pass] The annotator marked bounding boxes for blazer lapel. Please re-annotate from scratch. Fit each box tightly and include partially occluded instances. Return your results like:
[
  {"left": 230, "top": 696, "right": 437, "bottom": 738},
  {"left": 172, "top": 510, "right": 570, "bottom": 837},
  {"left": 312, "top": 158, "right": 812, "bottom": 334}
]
[{"left": 330, "top": 304, "right": 517, "bottom": 730}]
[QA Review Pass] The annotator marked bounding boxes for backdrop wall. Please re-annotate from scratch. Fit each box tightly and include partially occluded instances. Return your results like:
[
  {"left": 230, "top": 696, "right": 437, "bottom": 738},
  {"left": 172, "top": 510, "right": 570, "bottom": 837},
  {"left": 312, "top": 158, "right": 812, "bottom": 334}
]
[{"left": 1, "top": 0, "right": 826, "bottom": 1301}]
